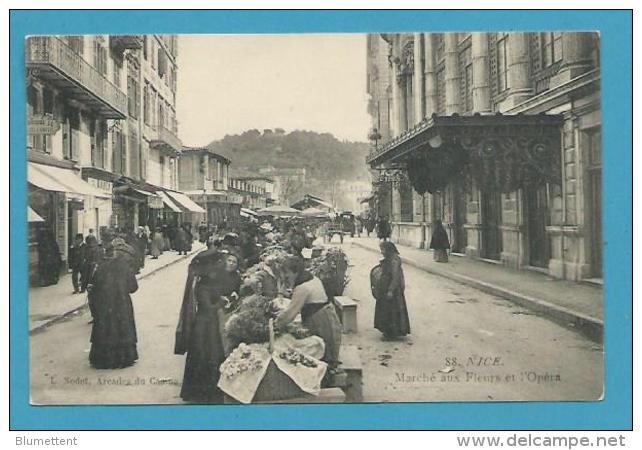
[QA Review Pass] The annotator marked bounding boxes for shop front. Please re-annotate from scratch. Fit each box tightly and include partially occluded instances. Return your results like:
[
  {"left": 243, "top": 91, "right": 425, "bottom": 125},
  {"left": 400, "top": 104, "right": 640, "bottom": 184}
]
[{"left": 27, "top": 162, "right": 110, "bottom": 285}]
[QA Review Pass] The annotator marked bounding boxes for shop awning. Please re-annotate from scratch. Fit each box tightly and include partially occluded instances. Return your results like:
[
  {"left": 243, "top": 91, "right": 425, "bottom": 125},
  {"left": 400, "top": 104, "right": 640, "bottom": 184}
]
[
  {"left": 28, "top": 163, "right": 110, "bottom": 198},
  {"left": 166, "top": 191, "right": 206, "bottom": 213},
  {"left": 156, "top": 191, "right": 182, "bottom": 213},
  {"left": 241, "top": 207, "right": 258, "bottom": 217},
  {"left": 367, "top": 113, "right": 564, "bottom": 194},
  {"left": 28, "top": 206, "right": 44, "bottom": 223}
]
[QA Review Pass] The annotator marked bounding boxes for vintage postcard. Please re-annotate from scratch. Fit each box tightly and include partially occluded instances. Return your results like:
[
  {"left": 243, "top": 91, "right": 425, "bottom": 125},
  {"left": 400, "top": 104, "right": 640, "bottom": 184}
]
[{"left": 25, "top": 31, "right": 604, "bottom": 406}]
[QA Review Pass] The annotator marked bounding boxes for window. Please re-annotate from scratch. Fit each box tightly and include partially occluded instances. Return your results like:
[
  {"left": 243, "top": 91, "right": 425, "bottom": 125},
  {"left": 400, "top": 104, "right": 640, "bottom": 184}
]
[
  {"left": 93, "top": 38, "right": 107, "bottom": 76},
  {"left": 127, "top": 75, "right": 139, "bottom": 119},
  {"left": 542, "top": 32, "right": 563, "bottom": 67},
  {"left": 143, "top": 82, "right": 150, "bottom": 125},
  {"left": 459, "top": 45, "right": 473, "bottom": 112},
  {"left": 436, "top": 67, "right": 446, "bottom": 115},
  {"left": 143, "top": 36, "right": 148, "bottom": 60},
  {"left": 497, "top": 33, "right": 508, "bottom": 92},
  {"left": 67, "top": 36, "right": 84, "bottom": 56},
  {"left": 113, "top": 59, "right": 121, "bottom": 88}
]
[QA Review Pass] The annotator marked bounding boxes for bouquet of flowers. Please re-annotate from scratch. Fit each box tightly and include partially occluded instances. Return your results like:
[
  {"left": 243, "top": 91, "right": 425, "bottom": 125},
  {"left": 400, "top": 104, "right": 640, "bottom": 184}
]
[
  {"left": 309, "top": 247, "right": 350, "bottom": 297},
  {"left": 224, "top": 294, "right": 312, "bottom": 348}
]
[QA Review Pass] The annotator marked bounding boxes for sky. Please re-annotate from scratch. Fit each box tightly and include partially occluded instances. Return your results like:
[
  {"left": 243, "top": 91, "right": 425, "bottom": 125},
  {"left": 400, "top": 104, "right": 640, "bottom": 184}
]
[{"left": 176, "top": 33, "right": 371, "bottom": 147}]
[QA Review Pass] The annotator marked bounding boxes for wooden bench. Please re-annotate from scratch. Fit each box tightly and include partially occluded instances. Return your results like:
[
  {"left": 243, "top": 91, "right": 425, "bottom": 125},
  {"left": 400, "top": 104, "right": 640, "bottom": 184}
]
[
  {"left": 337, "top": 344, "right": 363, "bottom": 403},
  {"left": 333, "top": 296, "right": 358, "bottom": 333}
]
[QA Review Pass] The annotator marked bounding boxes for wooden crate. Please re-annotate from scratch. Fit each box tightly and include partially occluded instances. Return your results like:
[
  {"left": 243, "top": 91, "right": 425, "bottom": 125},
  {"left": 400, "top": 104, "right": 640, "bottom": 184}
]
[{"left": 334, "top": 296, "right": 358, "bottom": 333}]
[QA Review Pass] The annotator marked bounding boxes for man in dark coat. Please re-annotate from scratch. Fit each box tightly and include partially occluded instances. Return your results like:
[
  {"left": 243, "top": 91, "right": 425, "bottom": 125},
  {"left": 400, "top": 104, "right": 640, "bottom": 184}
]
[
  {"left": 37, "top": 228, "right": 62, "bottom": 286},
  {"left": 68, "top": 233, "right": 86, "bottom": 294}
]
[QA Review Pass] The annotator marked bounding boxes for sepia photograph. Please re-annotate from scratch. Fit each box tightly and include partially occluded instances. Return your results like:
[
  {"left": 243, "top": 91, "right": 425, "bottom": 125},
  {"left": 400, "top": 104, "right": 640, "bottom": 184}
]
[{"left": 25, "top": 30, "right": 604, "bottom": 406}]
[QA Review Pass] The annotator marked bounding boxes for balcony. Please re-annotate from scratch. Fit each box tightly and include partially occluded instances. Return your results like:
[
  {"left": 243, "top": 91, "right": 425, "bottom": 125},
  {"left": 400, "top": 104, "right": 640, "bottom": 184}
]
[
  {"left": 109, "top": 35, "right": 143, "bottom": 51},
  {"left": 149, "top": 125, "right": 182, "bottom": 155},
  {"left": 26, "top": 37, "right": 127, "bottom": 119}
]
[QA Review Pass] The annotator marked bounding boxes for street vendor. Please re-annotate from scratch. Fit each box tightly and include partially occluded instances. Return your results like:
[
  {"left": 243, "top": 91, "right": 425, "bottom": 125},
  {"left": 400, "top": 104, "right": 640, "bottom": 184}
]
[{"left": 274, "top": 256, "right": 342, "bottom": 367}]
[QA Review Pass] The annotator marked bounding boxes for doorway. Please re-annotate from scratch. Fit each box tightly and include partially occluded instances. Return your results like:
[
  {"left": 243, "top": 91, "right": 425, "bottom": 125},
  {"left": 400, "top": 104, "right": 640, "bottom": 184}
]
[
  {"left": 525, "top": 185, "right": 551, "bottom": 268},
  {"left": 481, "top": 190, "right": 502, "bottom": 260},
  {"left": 452, "top": 185, "right": 468, "bottom": 254}
]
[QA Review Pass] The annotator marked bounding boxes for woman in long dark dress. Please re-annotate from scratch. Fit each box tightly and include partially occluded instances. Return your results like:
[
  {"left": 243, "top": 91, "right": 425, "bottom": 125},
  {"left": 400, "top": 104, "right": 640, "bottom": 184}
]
[
  {"left": 88, "top": 243, "right": 139, "bottom": 369},
  {"left": 373, "top": 242, "right": 410, "bottom": 340},
  {"left": 377, "top": 215, "right": 391, "bottom": 241},
  {"left": 430, "top": 219, "right": 450, "bottom": 262},
  {"left": 175, "top": 249, "right": 241, "bottom": 403}
]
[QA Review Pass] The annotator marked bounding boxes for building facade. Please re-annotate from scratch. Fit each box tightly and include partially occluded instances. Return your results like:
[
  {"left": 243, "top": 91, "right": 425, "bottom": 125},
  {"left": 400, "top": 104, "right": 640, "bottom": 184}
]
[
  {"left": 26, "top": 34, "right": 190, "bottom": 283},
  {"left": 366, "top": 32, "right": 601, "bottom": 281},
  {"left": 178, "top": 147, "right": 242, "bottom": 226},
  {"left": 228, "top": 178, "right": 268, "bottom": 211},
  {"left": 257, "top": 166, "right": 307, "bottom": 206}
]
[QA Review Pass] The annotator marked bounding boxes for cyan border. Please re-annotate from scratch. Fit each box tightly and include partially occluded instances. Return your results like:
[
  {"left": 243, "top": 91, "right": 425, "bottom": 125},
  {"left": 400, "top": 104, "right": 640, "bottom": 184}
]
[{"left": 9, "top": 10, "right": 632, "bottom": 430}]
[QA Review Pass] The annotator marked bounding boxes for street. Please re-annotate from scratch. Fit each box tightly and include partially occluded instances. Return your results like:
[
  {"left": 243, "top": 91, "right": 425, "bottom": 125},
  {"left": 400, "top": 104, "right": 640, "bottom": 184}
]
[{"left": 30, "top": 238, "right": 603, "bottom": 405}]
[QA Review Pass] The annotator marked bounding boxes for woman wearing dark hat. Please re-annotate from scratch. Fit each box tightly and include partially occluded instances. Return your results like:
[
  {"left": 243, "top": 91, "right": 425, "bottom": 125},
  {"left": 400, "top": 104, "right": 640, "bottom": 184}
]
[
  {"left": 175, "top": 248, "right": 241, "bottom": 403},
  {"left": 372, "top": 241, "right": 410, "bottom": 340},
  {"left": 87, "top": 240, "right": 139, "bottom": 369}
]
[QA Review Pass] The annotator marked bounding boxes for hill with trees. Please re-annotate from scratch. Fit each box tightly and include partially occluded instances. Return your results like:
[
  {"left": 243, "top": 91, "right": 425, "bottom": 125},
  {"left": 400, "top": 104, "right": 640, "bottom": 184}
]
[{"left": 206, "top": 129, "right": 372, "bottom": 208}]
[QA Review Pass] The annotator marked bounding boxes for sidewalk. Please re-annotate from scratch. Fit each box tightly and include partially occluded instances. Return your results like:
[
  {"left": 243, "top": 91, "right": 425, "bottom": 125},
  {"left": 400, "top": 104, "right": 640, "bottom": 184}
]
[
  {"left": 29, "top": 242, "right": 206, "bottom": 334},
  {"left": 351, "top": 237, "right": 603, "bottom": 342}
]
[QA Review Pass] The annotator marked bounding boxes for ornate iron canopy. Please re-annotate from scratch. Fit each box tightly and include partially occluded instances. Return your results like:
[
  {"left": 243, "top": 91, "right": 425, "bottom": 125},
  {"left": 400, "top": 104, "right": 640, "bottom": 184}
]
[{"left": 367, "top": 113, "right": 564, "bottom": 194}]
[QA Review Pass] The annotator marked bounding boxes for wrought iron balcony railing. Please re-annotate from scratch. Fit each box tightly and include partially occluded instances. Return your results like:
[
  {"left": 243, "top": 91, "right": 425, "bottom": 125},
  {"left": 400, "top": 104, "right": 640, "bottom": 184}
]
[{"left": 26, "top": 36, "right": 127, "bottom": 119}]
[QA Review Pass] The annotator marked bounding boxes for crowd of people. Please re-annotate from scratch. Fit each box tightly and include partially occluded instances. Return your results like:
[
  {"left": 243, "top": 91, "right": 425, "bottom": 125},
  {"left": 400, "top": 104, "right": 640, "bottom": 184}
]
[{"left": 35, "top": 209, "right": 451, "bottom": 400}]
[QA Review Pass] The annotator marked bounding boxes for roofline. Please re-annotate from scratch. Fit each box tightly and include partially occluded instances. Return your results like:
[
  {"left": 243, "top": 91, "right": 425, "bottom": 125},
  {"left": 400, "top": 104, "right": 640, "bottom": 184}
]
[{"left": 181, "top": 146, "right": 231, "bottom": 164}]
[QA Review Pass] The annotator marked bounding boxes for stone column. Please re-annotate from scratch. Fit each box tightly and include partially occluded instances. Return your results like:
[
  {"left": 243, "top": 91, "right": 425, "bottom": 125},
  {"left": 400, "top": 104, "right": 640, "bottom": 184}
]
[
  {"left": 424, "top": 34, "right": 438, "bottom": 117},
  {"left": 553, "top": 32, "right": 595, "bottom": 84},
  {"left": 471, "top": 33, "right": 491, "bottom": 113},
  {"left": 392, "top": 183, "right": 402, "bottom": 223},
  {"left": 390, "top": 56, "right": 401, "bottom": 136},
  {"left": 444, "top": 33, "right": 461, "bottom": 115},
  {"left": 505, "top": 32, "right": 533, "bottom": 108},
  {"left": 413, "top": 33, "right": 425, "bottom": 124}
]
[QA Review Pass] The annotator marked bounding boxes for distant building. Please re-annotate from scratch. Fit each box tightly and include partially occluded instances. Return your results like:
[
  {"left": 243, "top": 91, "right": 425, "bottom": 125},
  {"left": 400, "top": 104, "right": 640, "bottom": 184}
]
[
  {"left": 178, "top": 147, "right": 242, "bottom": 226},
  {"left": 257, "top": 166, "right": 307, "bottom": 206},
  {"left": 228, "top": 178, "right": 268, "bottom": 211},
  {"left": 291, "top": 194, "right": 335, "bottom": 213},
  {"left": 335, "top": 179, "right": 373, "bottom": 212},
  {"left": 232, "top": 176, "right": 276, "bottom": 206}
]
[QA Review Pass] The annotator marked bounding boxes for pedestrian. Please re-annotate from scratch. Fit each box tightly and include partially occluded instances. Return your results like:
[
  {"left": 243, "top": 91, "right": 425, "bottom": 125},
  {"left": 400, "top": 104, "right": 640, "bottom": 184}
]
[
  {"left": 135, "top": 226, "right": 148, "bottom": 269},
  {"left": 198, "top": 220, "right": 209, "bottom": 243},
  {"left": 36, "top": 227, "right": 62, "bottom": 287},
  {"left": 372, "top": 241, "right": 410, "bottom": 340},
  {"left": 175, "top": 249, "right": 241, "bottom": 403},
  {"left": 87, "top": 241, "right": 139, "bottom": 369},
  {"left": 430, "top": 219, "right": 450, "bottom": 263},
  {"left": 68, "top": 233, "right": 86, "bottom": 294},
  {"left": 377, "top": 215, "right": 391, "bottom": 241},
  {"left": 81, "top": 234, "right": 102, "bottom": 295},
  {"left": 150, "top": 227, "right": 164, "bottom": 259},
  {"left": 356, "top": 217, "right": 364, "bottom": 237},
  {"left": 275, "top": 256, "right": 342, "bottom": 368},
  {"left": 175, "top": 225, "right": 189, "bottom": 256},
  {"left": 366, "top": 216, "right": 376, "bottom": 237}
]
